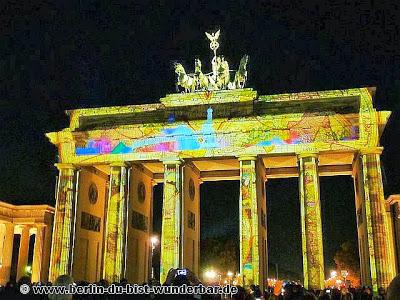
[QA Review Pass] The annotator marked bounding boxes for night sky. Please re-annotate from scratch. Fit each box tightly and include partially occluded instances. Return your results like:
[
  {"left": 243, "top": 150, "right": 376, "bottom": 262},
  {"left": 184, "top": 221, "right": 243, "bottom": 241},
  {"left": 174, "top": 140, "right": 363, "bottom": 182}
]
[{"left": 1, "top": 1, "right": 400, "bottom": 276}]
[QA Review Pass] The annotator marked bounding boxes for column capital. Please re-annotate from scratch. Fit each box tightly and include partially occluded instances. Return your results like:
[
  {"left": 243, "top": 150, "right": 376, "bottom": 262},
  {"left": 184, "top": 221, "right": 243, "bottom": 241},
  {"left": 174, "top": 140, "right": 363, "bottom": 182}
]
[
  {"left": 110, "top": 161, "right": 128, "bottom": 168},
  {"left": 237, "top": 155, "right": 257, "bottom": 161},
  {"left": 161, "top": 159, "right": 183, "bottom": 165},
  {"left": 263, "top": 174, "right": 268, "bottom": 182},
  {"left": 359, "top": 147, "right": 383, "bottom": 155},
  {"left": 19, "top": 224, "right": 32, "bottom": 231},
  {"left": 35, "top": 224, "right": 46, "bottom": 230},
  {"left": 55, "top": 163, "right": 76, "bottom": 171},
  {"left": 4, "top": 222, "right": 14, "bottom": 228},
  {"left": 296, "top": 152, "right": 319, "bottom": 159},
  {"left": 386, "top": 195, "right": 400, "bottom": 213}
]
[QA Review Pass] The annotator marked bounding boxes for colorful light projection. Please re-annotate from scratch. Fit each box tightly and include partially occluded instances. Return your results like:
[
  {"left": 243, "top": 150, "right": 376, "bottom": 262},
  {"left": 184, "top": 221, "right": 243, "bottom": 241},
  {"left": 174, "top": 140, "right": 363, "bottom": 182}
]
[
  {"left": 75, "top": 107, "right": 359, "bottom": 156},
  {"left": 298, "top": 154, "right": 325, "bottom": 291},
  {"left": 239, "top": 158, "right": 260, "bottom": 286},
  {"left": 160, "top": 161, "right": 182, "bottom": 283},
  {"left": 103, "top": 164, "right": 127, "bottom": 282},
  {"left": 46, "top": 86, "right": 392, "bottom": 289},
  {"left": 49, "top": 164, "right": 75, "bottom": 282},
  {"left": 359, "top": 150, "right": 396, "bottom": 292}
]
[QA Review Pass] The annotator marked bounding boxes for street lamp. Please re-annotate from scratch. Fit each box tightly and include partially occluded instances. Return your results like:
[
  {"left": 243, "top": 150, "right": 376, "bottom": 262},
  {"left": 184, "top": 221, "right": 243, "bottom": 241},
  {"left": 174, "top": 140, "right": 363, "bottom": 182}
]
[
  {"left": 25, "top": 265, "right": 32, "bottom": 275},
  {"left": 205, "top": 270, "right": 217, "bottom": 281},
  {"left": 227, "top": 271, "right": 234, "bottom": 285},
  {"left": 205, "top": 269, "right": 221, "bottom": 284},
  {"left": 151, "top": 236, "right": 159, "bottom": 246},
  {"left": 341, "top": 270, "right": 349, "bottom": 286},
  {"left": 330, "top": 270, "right": 337, "bottom": 278},
  {"left": 150, "top": 235, "right": 159, "bottom": 279}
]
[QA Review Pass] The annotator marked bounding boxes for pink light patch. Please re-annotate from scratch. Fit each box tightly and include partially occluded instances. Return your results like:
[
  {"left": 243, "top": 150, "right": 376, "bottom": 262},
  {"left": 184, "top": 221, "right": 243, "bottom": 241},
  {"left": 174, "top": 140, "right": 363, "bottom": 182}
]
[
  {"left": 94, "top": 138, "right": 113, "bottom": 153},
  {"left": 135, "top": 142, "right": 177, "bottom": 153}
]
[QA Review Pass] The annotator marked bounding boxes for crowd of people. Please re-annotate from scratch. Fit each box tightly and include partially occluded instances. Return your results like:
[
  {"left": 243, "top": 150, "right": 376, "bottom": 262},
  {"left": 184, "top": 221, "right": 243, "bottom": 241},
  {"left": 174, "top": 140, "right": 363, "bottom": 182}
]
[{"left": 0, "top": 271, "right": 399, "bottom": 300}]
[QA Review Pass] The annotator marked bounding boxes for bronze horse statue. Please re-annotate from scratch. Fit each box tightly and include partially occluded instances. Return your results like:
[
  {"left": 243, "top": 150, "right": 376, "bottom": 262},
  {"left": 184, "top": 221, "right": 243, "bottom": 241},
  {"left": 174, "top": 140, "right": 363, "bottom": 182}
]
[
  {"left": 194, "top": 58, "right": 209, "bottom": 91},
  {"left": 232, "top": 54, "right": 249, "bottom": 89},
  {"left": 174, "top": 63, "right": 196, "bottom": 93},
  {"left": 174, "top": 54, "right": 249, "bottom": 92}
]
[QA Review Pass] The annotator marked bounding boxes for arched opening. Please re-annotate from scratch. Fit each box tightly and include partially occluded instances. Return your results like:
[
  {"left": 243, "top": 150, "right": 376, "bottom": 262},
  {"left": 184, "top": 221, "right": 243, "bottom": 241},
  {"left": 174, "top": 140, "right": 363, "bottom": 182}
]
[
  {"left": 266, "top": 178, "right": 302, "bottom": 282},
  {"left": 151, "top": 183, "right": 163, "bottom": 281},
  {"left": 320, "top": 176, "right": 360, "bottom": 287},
  {"left": 10, "top": 234, "right": 19, "bottom": 282},
  {"left": 200, "top": 181, "right": 240, "bottom": 283},
  {"left": 26, "top": 233, "right": 35, "bottom": 277}
]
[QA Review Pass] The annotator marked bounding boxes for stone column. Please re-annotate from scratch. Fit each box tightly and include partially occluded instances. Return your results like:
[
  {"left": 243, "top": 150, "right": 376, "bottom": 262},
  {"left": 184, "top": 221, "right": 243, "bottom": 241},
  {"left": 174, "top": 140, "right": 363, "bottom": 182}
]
[
  {"left": 41, "top": 224, "right": 53, "bottom": 282},
  {"left": 31, "top": 225, "right": 44, "bottom": 282},
  {"left": 353, "top": 167, "right": 369, "bottom": 286},
  {"left": 0, "top": 224, "right": 5, "bottom": 266},
  {"left": 17, "top": 225, "right": 31, "bottom": 281},
  {"left": 103, "top": 162, "right": 128, "bottom": 282},
  {"left": 238, "top": 156, "right": 264, "bottom": 287},
  {"left": 182, "top": 162, "right": 201, "bottom": 277},
  {"left": 49, "top": 163, "right": 76, "bottom": 282},
  {"left": 297, "top": 153, "right": 325, "bottom": 291},
  {"left": 256, "top": 158, "right": 268, "bottom": 292},
  {"left": 354, "top": 148, "right": 396, "bottom": 291},
  {"left": 0, "top": 223, "right": 14, "bottom": 285},
  {"left": 160, "top": 159, "right": 182, "bottom": 283}
]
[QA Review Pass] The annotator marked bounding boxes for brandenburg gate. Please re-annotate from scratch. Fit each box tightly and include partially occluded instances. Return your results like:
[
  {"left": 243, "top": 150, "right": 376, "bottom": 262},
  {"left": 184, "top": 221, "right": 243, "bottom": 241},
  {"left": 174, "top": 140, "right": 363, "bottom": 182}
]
[{"left": 46, "top": 31, "right": 396, "bottom": 291}]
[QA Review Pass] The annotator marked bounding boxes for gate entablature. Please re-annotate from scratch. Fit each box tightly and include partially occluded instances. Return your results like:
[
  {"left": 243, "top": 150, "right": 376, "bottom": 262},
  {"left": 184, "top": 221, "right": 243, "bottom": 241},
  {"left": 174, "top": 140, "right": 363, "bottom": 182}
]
[{"left": 46, "top": 87, "right": 390, "bottom": 165}]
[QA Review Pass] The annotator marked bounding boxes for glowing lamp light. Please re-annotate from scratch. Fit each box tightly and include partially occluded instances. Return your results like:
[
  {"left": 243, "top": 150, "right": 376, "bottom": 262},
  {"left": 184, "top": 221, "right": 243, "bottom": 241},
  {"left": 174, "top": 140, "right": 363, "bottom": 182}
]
[
  {"left": 25, "top": 265, "right": 32, "bottom": 274},
  {"left": 205, "top": 270, "right": 217, "bottom": 280},
  {"left": 150, "top": 236, "right": 159, "bottom": 245},
  {"left": 330, "top": 270, "right": 337, "bottom": 277},
  {"left": 227, "top": 271, "right": 234, "bottom": 277}
]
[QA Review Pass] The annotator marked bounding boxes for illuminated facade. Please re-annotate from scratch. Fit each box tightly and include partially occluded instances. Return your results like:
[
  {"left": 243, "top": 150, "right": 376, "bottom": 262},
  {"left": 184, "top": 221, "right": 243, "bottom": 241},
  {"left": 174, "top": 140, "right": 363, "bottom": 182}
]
[
  {"left": 46, "top": 86, "right": 396, "bottom": 291},
  {"left": 45, "top": 29, "right": 396, "bottom": 291},
  {"left": 0, "top": 201, "right": 54, "bottom": 284}
]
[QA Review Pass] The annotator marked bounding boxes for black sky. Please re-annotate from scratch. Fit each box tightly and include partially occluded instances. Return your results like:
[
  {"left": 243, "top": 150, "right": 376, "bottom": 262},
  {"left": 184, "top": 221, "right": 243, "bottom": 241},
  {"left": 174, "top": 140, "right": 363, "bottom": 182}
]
[{"left": 1, "top": 1, "right": 400, "bottom": 275}]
